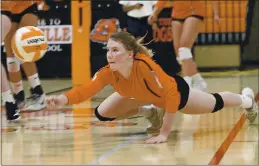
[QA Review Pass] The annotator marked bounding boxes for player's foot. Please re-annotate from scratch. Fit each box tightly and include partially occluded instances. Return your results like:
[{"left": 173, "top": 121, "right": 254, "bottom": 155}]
[
  {"left": 242, "top": 88, "right": 258, "bottom": 124},
  {"left": 146, "top": 106, "right": 165, "bottom": 133}
]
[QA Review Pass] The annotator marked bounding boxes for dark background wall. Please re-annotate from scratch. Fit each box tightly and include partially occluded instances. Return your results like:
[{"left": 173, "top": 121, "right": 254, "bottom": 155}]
[{"left": 1, "top": 0, "right": 257, "bottom": 79}]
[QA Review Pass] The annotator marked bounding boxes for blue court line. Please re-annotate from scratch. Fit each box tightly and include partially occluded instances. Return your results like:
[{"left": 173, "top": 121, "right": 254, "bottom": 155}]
[{"left": 88, "top": 135, "right": 143, "bottom": 165}]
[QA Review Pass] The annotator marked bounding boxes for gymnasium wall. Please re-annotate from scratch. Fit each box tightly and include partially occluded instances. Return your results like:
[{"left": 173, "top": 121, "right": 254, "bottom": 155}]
[
  {"left": 198, "top": 1, "right": 247, "bottom": 44},
  {"left": 84, "top": 0, "right": 256, "bottom": 84},
  {"left": 194, "top": 0, "right": 247, "bottom": 69},
  {"left": 1, "top": 0, "right": 257, "bottom": 80},
  {"left": 194, "top": 0, "right": 258, "bottom": 68},
  {"left": 242, "top": 0, "right": 259, "bottom": 64},
  {"left": 88, "top": 1, "right": 181, "bottom": 79}
]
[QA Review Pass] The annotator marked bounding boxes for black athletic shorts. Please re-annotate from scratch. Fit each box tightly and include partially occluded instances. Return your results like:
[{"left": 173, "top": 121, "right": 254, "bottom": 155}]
[
  {"left": 172, "top": 75, "right": 190, "bottom": 110},
  {"left": 172, "top": 15, "right": 204, "bottom": 22},
  {"left": 1, "top": 3, "right": 38, "bottom": 23}
]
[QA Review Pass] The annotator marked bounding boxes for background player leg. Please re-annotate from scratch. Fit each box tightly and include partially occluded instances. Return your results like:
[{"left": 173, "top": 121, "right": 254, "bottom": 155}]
[
  {"left": 170, "top": 20, "right": 186, "bottom": 133},
  {"left": 4, "top": 21, "right": 25, "bottom": 108},
  {"left": 1, "top": 64, "right": 20, "bottom": 121},
  {"left": 179, "top": 17, "right": 207, "bottom": 91},
  {"left": 19, "top": 13, "right": 46, "bottom": 110},
  {"left": 4, "top": 8, "right": 46, "bottom": 110},
  {"left": 1, "top": 14, "right": 20, "bottom": 121}
]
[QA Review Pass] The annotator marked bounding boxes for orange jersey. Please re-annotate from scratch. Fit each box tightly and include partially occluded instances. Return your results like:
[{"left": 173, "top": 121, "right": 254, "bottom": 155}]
[
  {"left": 1, "top": 0, "right": 42, "bottom": 14},
  {"left": 156, "top": 0, "right": 206, "bottom": 19},
  {"left": 65, "top": 53, "right": 181, "bottom": 113}
]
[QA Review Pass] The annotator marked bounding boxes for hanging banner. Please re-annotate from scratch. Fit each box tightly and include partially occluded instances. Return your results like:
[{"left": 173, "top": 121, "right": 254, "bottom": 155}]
[
  {"left": 37, "top": 25, "right": 73, "bottom": 44},
  {"left": 35, "top": 2, "right": 72, "bottom": 78}
]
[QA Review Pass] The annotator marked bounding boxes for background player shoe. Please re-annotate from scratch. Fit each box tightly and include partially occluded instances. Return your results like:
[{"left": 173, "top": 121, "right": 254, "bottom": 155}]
[
  {"left": 193, "top": 79, "right": 208, "bottom": 92},
  {"left": 5, "top": 102, "right": 21, "bottom": 122},
  {"left": 14, "top": 90, "right": 26, "bottom": 110},
  {"left": 24, "top": 85, "right": 47, "bottom": 111},
  {"left": 25, "top": 93, "right": 47, "bottom": 111},
  {"left": 183, "top": 76, "right": 192, "bottom": 88}
]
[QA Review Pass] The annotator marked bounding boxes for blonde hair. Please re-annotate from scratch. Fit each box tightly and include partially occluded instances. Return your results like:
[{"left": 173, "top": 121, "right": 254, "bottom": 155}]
[{"left": 109, "top": 31, "right": 153, "bottom": 57}]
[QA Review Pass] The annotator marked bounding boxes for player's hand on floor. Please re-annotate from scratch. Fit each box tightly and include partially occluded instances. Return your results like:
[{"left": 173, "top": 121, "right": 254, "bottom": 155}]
[
  {"left": 145, "top": 134, "right": 167, "bottom": 144},
  {"left": 46, "top": 94, "right": 68, "bottom": 108}
]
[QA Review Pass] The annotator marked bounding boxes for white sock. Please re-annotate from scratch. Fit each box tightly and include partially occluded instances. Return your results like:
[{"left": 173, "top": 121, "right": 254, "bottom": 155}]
[
  {"left": 2, "top": 90, "right": 15, "bottom": 103},
  {"left": 28, "top": 73, "right": 40, "bottom": 88},
  {"left": 184, "top": 76, "right": 192, "bottom": 87},
  {"left": 10, "top": 81, "right": 23, "bottom": 94},
  {"left": 240, "top": 95, "right": 253, "bottom": 109},
  {"left": 192, "top": 73, "right": 204, "bottom": 81},
  {"left": 137, "top": 105, "right": 154, "bottom": 117}
]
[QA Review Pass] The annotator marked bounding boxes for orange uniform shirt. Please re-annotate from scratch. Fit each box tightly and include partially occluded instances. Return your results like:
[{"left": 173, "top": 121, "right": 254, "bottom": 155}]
[
  {"left": 1, "top": 0, "right": 43, "bottom": 14},
  {"left": 156, "top": 0, "right": 206, "bottom": 19},
  {"left": 65, "top": 53, "right": 181, "bottom": 113}
]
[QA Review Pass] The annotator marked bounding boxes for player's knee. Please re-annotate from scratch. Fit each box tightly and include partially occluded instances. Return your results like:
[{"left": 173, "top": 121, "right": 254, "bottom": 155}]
[
  {"left": 6, "top": 57, "right": 20, "bottom": 72},
  {"left": 4, "top": 28, "right": 15, "bottom": 42},
  {"left": 211, "top": 93, "right": 224, "bottom": 113},
  {"left": 179, "top": 38, "right": 193, "bottom": 48},
  {"left": 178, "top": 47, "right": 193, "bottom": 61},
  {"left": 94, "top": 106, "right": 116, "bottom": 122}
]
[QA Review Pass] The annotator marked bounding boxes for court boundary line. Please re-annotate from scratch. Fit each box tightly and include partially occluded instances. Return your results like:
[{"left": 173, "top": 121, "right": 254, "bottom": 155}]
[
  {"left": 209, "top": 96, "right": 258, "bottom": 165},
  {"left": 208, "top": 113, "right": 247, "bottom": 165},
  {"left": 87, "top": 135, "right": 143, "bottom": 165}
]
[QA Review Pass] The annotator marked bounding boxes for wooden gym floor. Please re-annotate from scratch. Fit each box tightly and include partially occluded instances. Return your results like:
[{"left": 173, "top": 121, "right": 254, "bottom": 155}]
[{"left": 1, "top": 69, "right": 258, "bottom": 165}]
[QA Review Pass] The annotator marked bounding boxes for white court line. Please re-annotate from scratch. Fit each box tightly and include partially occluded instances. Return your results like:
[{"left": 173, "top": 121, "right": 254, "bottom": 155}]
[{"left": 88, "top": 135, "right": 143, "bottom": 165}]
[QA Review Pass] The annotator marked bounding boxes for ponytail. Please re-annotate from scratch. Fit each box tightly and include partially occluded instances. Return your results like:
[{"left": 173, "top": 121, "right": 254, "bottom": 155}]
[
  {"left": 136, "top": 34, "right": 154, "bottom": 58},
  {"left": 137, "top": 43, "right": 154, "bottom": 58}
]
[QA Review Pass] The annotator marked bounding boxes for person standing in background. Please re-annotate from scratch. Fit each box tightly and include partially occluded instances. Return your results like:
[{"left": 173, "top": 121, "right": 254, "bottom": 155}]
[
  {"left": 1, "top": 0, "right": 49, "bottom": 111},
  {"left": 1, "top": 12, "right": 21, "bottom": 121},
  {"left": 149, "top": 1, "right": 220, "bottom": 91},
  {"left": 119, "top": 1, "right": 157, "bottom": 42}
]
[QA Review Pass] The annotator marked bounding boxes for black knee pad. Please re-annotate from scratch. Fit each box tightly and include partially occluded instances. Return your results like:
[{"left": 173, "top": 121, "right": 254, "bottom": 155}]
[
  {"left": 94, "top": 106, "right": 116, "bottom": 121},
  {"left": 211, "top": 93, "right": 224, "bottom": 113}
]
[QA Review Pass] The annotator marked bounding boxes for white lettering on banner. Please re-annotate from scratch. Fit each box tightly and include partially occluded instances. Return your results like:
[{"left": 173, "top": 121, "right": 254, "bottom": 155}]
[
  {"left": 48, "top": 45, "right": 63, "bottom": 52},
  {"left": 49, "top": 18, "right": 61, "bottom": 25},
  {"left": 37, "top": 25, "right": 72, "bottom": 44},
  {"left": 38, "top": 18, "right": 61, "bottom": 26},
  {"left": 38, "top": 19, "right": 47, "bottom": 26}
]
